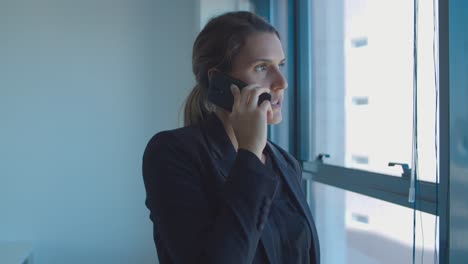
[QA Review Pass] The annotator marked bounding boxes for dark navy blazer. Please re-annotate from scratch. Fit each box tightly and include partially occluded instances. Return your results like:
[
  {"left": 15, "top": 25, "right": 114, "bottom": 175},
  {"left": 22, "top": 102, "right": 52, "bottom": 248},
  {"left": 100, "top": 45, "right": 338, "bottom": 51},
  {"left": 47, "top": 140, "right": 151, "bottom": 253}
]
[{"left": 142, "top": 113, "right": 320, "bottom": 264}]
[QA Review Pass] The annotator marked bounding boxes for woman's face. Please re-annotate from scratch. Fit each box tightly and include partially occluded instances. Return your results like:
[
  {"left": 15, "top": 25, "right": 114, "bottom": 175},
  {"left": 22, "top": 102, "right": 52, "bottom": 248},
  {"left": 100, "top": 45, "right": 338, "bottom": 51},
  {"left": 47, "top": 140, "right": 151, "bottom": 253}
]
[{"left": 229, "top": 32, "right": 288, "bottom": 125}]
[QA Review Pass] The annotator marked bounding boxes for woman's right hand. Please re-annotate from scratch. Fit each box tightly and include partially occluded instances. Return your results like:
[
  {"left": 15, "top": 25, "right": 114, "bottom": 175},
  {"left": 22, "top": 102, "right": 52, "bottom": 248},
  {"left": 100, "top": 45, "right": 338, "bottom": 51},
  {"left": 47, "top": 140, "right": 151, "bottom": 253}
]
[{"left": 229, "top": 84, "right": 273, "bottom": 160}]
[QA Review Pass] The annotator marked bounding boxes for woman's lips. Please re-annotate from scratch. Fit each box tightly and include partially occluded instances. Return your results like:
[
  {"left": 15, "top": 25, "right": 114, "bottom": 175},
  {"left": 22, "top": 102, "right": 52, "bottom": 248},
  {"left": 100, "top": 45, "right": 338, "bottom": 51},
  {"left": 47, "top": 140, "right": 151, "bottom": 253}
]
[{"left": 271, "top": 97, "right": 282, "bottom": 110}]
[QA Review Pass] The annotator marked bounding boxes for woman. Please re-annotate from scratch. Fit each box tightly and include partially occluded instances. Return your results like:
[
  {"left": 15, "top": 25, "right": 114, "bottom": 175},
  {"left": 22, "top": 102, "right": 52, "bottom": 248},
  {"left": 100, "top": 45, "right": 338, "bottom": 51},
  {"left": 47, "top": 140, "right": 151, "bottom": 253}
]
[{"left": 142, "top": 11, "right": 320, "bottom": 264}]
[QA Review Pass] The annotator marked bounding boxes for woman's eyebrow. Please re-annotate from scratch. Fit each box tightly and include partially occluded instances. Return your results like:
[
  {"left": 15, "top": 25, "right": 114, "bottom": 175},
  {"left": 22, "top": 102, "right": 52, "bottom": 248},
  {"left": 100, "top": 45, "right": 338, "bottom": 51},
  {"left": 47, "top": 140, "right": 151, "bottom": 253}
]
[{"left": 250, "top": 58, "right": 287, "bottom": 64}]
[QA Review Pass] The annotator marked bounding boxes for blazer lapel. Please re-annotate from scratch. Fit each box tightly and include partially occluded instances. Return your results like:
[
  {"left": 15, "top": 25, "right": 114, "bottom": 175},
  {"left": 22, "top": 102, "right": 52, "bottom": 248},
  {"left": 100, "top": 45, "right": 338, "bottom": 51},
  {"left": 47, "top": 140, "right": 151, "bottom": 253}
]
[
  {"left": 200, "top": 113, "right": 237, "bottom": 179},
  {"left": 267, "top": 142, "right": 320, "bottom": 263},
  {"left": 265, "top": 142, "right": 316, "bottom": 245}
]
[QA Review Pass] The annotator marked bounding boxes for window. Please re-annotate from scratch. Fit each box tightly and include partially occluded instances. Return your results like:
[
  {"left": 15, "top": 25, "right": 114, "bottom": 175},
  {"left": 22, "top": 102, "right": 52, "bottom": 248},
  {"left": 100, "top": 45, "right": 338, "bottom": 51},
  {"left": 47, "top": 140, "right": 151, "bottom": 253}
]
[
  {"left": 254, "top": 0, "right": 452, "bottom": 262},
  {"left": 311, "top": 182, "right": 438, "bottom": 264},
  {"left": 308, "top": 0, "right": 438, "bottom": 180},
  {"left": 296, "top": 0, "right": 440, "bottom": 263}
]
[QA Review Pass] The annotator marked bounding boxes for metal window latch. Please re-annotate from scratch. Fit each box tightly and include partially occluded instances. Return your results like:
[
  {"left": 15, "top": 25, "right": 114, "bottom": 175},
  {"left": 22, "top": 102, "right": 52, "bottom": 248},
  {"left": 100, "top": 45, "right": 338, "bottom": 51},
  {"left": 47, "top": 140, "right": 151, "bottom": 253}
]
[
  {"left": 316, "top": 153, "right": 330, "bottom": 163},
  {"left": 388, "top": 162, "right": 412, "bottom": 178}
]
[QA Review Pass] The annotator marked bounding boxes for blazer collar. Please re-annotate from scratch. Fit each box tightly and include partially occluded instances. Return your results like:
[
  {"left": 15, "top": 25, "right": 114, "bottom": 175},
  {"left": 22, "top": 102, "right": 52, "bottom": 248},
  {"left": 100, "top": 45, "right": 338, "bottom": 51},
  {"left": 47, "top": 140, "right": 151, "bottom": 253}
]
[{"left": 200, "top": 113, "right": 237, "bottom": 178}]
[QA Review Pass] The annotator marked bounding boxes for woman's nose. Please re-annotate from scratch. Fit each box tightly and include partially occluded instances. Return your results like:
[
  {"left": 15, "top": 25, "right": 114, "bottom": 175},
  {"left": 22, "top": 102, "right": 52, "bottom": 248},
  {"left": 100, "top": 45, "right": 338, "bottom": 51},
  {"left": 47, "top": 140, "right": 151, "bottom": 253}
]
[{"left": 271, "top": 67, "right": 288, "bottom": 91}]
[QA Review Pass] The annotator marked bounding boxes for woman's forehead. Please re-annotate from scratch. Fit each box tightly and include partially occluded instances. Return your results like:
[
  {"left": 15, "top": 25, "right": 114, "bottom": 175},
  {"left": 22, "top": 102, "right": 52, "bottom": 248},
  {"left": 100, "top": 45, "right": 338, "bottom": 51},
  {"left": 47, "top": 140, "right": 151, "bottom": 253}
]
[{"left": 237, "top": 33, "right": 285, "bottom": 63}]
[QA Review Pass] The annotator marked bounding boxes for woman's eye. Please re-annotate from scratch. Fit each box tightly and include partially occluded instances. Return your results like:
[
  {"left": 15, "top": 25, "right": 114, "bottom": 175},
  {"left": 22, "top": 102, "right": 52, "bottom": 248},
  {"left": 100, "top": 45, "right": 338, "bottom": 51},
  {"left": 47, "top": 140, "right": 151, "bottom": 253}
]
[
  {"left": 254, "top": 64, "right": 268, "bottom": 72},
  {"left": 279, "top": 62, "right": 286, "bottom": 68}
]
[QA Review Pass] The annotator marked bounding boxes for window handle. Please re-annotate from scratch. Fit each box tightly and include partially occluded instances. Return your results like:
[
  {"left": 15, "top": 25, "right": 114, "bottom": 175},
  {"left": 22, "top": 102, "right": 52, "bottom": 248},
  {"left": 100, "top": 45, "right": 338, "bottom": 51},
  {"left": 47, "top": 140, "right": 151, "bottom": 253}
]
[
  {"left": 388, "top": 162, "right": 412, "bottom": 178},
  {"left": 316, "top": 153, "right": 330, "bottom": 163}
]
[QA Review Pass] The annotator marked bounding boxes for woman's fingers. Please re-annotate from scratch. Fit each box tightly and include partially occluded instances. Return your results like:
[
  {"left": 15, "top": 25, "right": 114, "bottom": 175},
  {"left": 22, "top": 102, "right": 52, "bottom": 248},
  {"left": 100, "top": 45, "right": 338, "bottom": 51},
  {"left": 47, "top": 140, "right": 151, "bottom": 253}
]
[
  {"left": 235, "top": 84, "right": 270, "bottom": 111},
  {"left": 259, "top": 99, "right": 273, "bottom": 118},
  {"left": 238, "top": 84, "right": 256, "bottom": 106},
  {"left": 230, "top": 84, "right": 241, "bottom": 110},
  {"left": 247, "top": 87, "right": 271, "bottom": 110},
  {"left": 229, "top": 83, "right": 271, "bottom": 160}
]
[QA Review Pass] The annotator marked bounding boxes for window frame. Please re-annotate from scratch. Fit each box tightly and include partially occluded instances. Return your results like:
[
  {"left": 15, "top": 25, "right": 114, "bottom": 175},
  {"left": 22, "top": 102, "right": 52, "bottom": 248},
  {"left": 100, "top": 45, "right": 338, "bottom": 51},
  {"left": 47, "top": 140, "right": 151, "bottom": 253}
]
[
  {"left": 253, "top": 0, "right": 455, "bottom": 263},
  {"left": 294, "top": 0, "right": 441, "bottom": 208}
]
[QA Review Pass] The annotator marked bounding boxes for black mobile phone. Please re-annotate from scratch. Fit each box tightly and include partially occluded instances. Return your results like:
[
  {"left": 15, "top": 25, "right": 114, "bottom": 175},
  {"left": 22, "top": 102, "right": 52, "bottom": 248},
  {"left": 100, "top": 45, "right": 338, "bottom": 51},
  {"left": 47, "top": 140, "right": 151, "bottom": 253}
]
[{"left": 207, "top": 71, "right": 271, "bottom": 112}]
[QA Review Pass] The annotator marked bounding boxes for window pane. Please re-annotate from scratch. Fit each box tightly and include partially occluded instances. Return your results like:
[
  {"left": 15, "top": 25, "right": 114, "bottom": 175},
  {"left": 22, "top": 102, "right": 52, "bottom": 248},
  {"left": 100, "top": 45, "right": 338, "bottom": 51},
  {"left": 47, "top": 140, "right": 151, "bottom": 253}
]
[
  {"left": 310, "top": 182, "right": 439, "bottom": 264},
  {"left": 310, "top": 0, "right": 438, "bottom": 182}
]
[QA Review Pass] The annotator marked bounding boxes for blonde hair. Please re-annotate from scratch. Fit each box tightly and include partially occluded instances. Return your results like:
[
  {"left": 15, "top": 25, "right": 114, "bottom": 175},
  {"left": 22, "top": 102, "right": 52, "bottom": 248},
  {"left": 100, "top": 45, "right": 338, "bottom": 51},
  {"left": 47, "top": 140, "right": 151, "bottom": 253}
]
[{"left": 183, "top": 84, "right": 216, "bottom": 126}]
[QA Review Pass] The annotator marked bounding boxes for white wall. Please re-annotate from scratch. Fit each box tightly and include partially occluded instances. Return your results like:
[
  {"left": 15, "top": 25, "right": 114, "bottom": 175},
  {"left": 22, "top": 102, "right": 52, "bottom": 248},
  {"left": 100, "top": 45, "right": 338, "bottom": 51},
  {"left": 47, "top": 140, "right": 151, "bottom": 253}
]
[
  {"left": 199, "top": 0, "right": 252, "bottom": 30},
  {"left": 0, "top": 0, "right": 197, "bottom": 263}
]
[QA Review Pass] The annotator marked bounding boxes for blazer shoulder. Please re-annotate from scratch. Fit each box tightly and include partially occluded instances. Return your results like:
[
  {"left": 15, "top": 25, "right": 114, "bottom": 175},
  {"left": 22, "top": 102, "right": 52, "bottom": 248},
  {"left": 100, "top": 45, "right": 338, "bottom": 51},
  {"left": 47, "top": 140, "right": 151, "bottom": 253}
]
[
  {"left": 145, "top": 125, "right": 203, "bottom": 154},
  {"left": 142, "top": 125, "right": 207, "bottom": 186}
]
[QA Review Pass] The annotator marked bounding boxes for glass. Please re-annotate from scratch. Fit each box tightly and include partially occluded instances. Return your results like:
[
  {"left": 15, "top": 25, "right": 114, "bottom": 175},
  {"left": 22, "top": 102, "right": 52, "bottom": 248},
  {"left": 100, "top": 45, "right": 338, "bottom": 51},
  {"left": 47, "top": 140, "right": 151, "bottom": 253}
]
[
  {"left": 310, "top": 182, "right": 439, "bottom": 264},
  {"left": 310, "top": 0, "right": 438, "bottom": 182}
]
